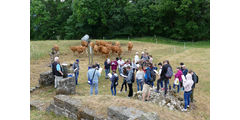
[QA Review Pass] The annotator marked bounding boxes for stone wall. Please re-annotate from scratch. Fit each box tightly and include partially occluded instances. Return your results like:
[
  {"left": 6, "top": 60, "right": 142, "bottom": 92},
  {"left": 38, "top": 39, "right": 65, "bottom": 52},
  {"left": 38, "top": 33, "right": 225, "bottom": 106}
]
[
  {"left": 107, "top": 106, "right": 159, "bottom": 120},
  {"left": 56, "top": 76, "right": 76, "bottom": 95},
  {"left": 47, "top": 95, "right": 105, "bottom": 120},
  {"left": 38, "top": 71, "right": 55, "bottom": 87}
]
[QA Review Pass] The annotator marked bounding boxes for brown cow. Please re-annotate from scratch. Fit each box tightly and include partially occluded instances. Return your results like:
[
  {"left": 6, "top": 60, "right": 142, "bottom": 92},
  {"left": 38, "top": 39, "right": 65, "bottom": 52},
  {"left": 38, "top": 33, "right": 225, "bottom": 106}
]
[
  {"left": 89, "top": 42, "right": 95, "bottom": 48},
  {"left": 128, "top": 42, "right": 133, "bottom": 52},
  {"left": 117, "top": 47, "right": 122, "bottom": 57},
  {"left": 115, "top": 41, "right": 120, "bottom": 46},
  {"left": 101, "top": 46, "right": 110, "bottom": 58},
  {"left": 70, "top": 46, "right": 77, "bottom": 54},
  {"left": 93, "top": 45, "right": 99, "bottom": 54},
  {"left": 81, "top": 41, "right": 88, "bottom": 47}
]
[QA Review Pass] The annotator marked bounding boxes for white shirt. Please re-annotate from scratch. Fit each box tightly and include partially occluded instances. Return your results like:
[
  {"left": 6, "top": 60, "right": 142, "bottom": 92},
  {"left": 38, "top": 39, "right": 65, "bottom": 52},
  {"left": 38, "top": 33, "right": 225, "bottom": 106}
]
[
  {"left": 158, "top": 68, "right": 162, "bottom": 76},
  {"left": 183, "top": 73, "right": 194, "bottom": 92},
  {"left": 136, "top": 70, "right": 145, "bottom": 80},
  {"left": 117, "top": 60, "right": 125, "bottom": 68},
  {"left": 149, "top": 57, "right": 153, "bottom": 63},
  {"left": 134, "top": 55, "right": 140, "bottom": 64}
]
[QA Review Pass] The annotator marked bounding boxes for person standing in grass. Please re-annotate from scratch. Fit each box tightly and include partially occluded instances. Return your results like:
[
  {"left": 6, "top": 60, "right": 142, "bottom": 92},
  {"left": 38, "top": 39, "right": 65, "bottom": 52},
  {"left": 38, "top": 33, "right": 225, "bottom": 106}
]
[
  {"left": 52, "top": 57, "right": 63, "bottom": 88},
  {"left": 173, "top": 67, "right": 183, "bottom": 93},
  {"left": 104, "top": 58, "right": 111, "bottom": 79},
  {"left": 191, "top": 70, "right": 199, "bottom": 102},
  {"left": 73, "top": 59, "right": 80, "bottom": 85},
  {"left": 182, "top": 65, "right": 188, "bottom": 77},
  {"left": 132, "top": 59, "right": 137, "bottom": 73},
  {"left": 156, "top": 62, "right": 163, "bottom": 93},
  {"left": 136, "top": 67, "right": 144, "bottom": 91},
  {"left": 142, "top": 65, "right": 152, "bottom": 101},
  {"left": 110, "top": 70, "right": 118, "bottom": 96},
  {"left": 111, "top": 57, "right": 118, "bottom": 72},
  {"left": 134, "top": 52, "right": 140, "bottom": 65},
  {"left": 160, "top": 60, "right": 173, "bottom": 96},
  {"left": 182, "top": 70, "right": 194, "bottom": 112},
  {"left": 88, "top": 64, "right": 101, "bottom": 95},
  {"left": 119, "top": 67, "right": 128, "bottom": 93},
  {"left": 126, "top": 66, "right": 134, "bottom": 98},
  {"left": 117, "top": 57, "right": 125, "bottom": 74}
]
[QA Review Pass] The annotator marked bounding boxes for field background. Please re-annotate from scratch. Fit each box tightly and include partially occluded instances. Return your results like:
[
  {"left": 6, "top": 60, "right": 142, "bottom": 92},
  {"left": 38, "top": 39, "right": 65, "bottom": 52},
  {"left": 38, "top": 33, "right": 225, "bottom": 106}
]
[{"left": 30, "top": 38, "right": 209, "bottom": 120}]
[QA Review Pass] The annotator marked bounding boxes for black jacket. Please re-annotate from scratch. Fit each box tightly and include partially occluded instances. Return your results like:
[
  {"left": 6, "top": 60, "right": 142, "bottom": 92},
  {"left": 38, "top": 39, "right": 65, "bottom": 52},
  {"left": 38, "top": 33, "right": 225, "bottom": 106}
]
[
  {"left": 160, "top": 64, "right": 172, "bottom": 81},
  {"left": 52, "top": 62, "right": 63, "bottom": 76},
  {"left": 104, "top": 61, "right": 111, "bottom": 69},
  {"left": 192, "top": 72, "right": 198, "bottom": 88}
]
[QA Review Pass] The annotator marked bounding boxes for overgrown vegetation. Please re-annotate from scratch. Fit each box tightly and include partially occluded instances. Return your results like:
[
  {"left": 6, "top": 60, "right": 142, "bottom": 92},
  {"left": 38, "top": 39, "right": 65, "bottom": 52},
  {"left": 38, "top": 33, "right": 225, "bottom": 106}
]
[{"left": 30, "top": 0, "right": 210, "bottom": 41}]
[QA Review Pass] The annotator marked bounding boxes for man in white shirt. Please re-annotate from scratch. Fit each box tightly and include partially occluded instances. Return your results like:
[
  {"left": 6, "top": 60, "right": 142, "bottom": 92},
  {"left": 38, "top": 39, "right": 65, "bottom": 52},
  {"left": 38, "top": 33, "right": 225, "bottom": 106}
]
[
  {"left": 134, "top": 52, "right": 139, "bottom": 64},
  {"left": 156, "top": 62, "right": 163, "bottom": 93},
  {"left": 117, "top": 57, "right": 125, "bottom": 74}
]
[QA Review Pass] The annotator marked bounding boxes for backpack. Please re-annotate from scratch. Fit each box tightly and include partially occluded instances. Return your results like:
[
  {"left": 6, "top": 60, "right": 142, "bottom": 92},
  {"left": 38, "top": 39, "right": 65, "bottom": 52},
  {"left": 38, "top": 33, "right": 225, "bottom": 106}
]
[
  {"left": 194, "top": 72, "right": 199, "bottom": 83},
  {"left": 165, "top": 66, "right": 173, "bottom": 78},
  {"left": 150, "top": 69, "right": 156, "bottom": 81},
  {"left": 113, "top": 74, "right": 119, "bottom": 86}
]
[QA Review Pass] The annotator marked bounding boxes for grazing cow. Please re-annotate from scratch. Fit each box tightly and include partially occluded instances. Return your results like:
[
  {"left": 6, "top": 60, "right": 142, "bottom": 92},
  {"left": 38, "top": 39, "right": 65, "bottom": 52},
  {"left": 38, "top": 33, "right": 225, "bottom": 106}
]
[
  {"left": 93, "top": 45, "right": 99, "bottom": 54},
  {"left": 96, "top": 40, "right": 101, "bottom": 46},
  {"left": 90, "top": 42, "right": 95, "bottom": 48},
  {"left": 81, "top": 41, "right": 88, "bottom": 47},
  {"left": 117, "top": 47, "right": 122, "bottom": 57},
  {"left": 76, "top": 46, "right": 84, "bottom": 55},
  {"left": 101, "top": 46, "right": 110, "bottom": 58},
  {"left": 70, "top": 46, "right": 77, "bottom": 55},
  {"left": 128, "top": 42, "right": 133, "bottom": 52},
  {"left": 115, "top": 41, "right": 120, "bottom": 46}
]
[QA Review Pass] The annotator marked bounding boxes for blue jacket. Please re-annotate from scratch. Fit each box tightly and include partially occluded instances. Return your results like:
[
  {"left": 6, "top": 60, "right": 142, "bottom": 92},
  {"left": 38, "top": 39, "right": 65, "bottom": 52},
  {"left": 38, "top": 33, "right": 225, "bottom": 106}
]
[
  {"left": 182, "top": 69, "right": 188, "bottom": 76},
  {"left": 144, "top": 67, "right": 152, "bottom": 85},
  {"left": 87, "top": 68, "right": 101, "bottom": 84}
]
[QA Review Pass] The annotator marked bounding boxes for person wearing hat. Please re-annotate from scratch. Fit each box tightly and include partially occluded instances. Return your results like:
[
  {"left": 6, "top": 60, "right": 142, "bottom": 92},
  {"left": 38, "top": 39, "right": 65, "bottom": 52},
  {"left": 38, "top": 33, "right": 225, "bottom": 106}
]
[
  {"left": 140, "top": 52, "right": 144, "bottom": 59},
  {"left": 73, "top": 59, "right": 80, "bottom": 85}
]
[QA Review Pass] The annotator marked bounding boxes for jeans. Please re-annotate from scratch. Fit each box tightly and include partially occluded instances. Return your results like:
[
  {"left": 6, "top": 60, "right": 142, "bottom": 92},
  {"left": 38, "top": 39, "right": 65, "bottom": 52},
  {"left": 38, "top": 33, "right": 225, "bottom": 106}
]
[
  {"left": 111, "top": 82, "right": 116, "bottom": 96},
  {"left": 90, "top": 82, "right": 98, "bottom": 95},
  {"left": 120, "top": 80, "right": 127, "bottom": 92},
  {"left": 190, "top": 88, "right": 194, "bottom": 102},
  {"left": 74, "top": 71, "right": 79, "bottom": 85},
  {"left": 118, "top": 67, "right": 122, "bottom": 74},
  {"left": 173, "top": 83, "right": 180, "bottom": 93},
  {"left": 164, "top": 79, "right": 170, "bottom": 95},
  {"left": 128, "top": 83, "right": 133, "bottom": 97},
  {"left": 184, "top": 91, "right": 192, "bottom": 109},
  {"left": 105, "top": 68, "right": 110, "bottom": 78},
  {"left": 136, "top": 79, "right": 143, "bottom": 91}
]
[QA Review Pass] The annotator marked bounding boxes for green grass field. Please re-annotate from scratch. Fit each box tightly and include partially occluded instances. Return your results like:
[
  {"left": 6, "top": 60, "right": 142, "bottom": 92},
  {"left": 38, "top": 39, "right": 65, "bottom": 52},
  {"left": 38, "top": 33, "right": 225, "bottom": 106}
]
[{"left": 30, "top": 38, "right": 209, "bottom": 120}]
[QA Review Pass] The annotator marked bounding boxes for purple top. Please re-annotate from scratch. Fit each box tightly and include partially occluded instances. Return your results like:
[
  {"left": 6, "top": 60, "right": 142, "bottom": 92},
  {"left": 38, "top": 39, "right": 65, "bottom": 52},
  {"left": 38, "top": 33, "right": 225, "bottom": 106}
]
[
  {"left": 175, "top": 70, "right": 183, "bottom": 82},
  {"left": 111, "top": 61, "right": 118, "bottom": 70}
]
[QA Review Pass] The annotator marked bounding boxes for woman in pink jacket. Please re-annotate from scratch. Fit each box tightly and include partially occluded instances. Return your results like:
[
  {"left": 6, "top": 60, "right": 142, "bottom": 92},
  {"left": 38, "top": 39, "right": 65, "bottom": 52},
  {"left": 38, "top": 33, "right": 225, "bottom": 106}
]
[{"left": 173, "top": 67, "right": 183, "bottom": 93}]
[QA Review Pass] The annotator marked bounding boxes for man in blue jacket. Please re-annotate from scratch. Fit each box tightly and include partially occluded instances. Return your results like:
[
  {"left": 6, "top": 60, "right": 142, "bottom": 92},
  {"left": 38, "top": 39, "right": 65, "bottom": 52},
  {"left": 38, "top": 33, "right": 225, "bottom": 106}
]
[
  {"left": 87, "top": 64, "right": 101, "bottom": 95},
  {"left": 142, "top": 64, "right": 152, "bottom": 102}
]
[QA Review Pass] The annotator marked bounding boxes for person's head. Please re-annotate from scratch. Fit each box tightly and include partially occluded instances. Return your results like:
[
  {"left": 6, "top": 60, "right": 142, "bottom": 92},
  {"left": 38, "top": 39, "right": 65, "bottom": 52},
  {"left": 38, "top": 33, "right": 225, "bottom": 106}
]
[
  {"left": 139, "top": 66, "right": 143, "bottom": 71},
  {"left": 141, "top": 51, "right": 144, "bottom": 55},
  {"left": 76, "top": 59, "right": 79, "bottom": 63},
  {"left": 126, "top": 66, "right": 131, "bottom": 71},
  {"left": 158, "top": 62, "right": 162, "bottom": 67},
  {"left": 133, "top": 59, "right": 135, "bottom": 63},
  {"left": 136, "top": 52, "right": 139, "bottom": 55},
  {"left": 182, "top": 65, "right": 186, "bottom": 69},
  {"left": 177, "top": 67, "right": 181, "bottom": 71},
  {"left": 119, "top": 57, "right": 122, "bottom": 60},
  {"left": 180, "top": 62, "right": 184, "bottom": 66},
  {"left": 54, "top": 57, "right": 59, "bottom": 63},
  {"left": 154, "top": 64, "right": 157, "bottom": 67},
  {"left": 92, "top": 64, "right": 97, "bottom": 68},
  {"left": 188, "top": 69, "right": 193, "bottom": 75},
  {"left": 163, "top": 60, "right": 169, "bottom": 65},
  {"left": 112, "top": 70, "right": 116, "bottom": 74},
  {"left": 149, "top": 55, "right": 152, "bottom": 58},
  {"left": 116, "top": 57, "right": 119, "bottom": 61}
]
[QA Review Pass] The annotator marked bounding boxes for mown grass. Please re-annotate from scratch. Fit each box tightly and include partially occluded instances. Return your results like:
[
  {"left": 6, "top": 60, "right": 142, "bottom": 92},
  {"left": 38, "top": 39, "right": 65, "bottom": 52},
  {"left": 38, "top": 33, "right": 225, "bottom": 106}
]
[{"left": 30, "top": 39, "right": 209, "bottom": 120}]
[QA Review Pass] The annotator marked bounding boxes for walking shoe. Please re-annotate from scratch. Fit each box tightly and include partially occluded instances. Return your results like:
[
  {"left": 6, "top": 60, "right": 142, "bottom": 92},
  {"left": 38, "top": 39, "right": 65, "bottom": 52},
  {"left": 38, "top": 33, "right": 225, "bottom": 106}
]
[
  {"left": 182, "top": 108, "right": 187, "bottom": 112},
  {"left": 161, "top": 88, "right": 164, "bottom": 91},
  {"left": 187, "top": 105, "right": 190, "bottom": 108},
  {"left": 118, "top": 91, "right": 122, "bottom": 93},
  {"left": 155, "top": 90, "right": 160, "bottom": 93}
]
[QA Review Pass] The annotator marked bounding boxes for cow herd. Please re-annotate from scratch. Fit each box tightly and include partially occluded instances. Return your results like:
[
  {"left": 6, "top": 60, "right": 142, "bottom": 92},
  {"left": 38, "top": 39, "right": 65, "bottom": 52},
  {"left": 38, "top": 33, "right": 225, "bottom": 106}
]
[{"left": 69, "top": 40, "right": 133, "bottom": 58}]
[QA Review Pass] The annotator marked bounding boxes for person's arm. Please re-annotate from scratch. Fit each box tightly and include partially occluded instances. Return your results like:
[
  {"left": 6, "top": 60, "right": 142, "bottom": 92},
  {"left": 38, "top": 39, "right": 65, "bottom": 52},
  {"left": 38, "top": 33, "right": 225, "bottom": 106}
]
[{"left": 56, "top": 64, "right": 63, "bottom": 75}]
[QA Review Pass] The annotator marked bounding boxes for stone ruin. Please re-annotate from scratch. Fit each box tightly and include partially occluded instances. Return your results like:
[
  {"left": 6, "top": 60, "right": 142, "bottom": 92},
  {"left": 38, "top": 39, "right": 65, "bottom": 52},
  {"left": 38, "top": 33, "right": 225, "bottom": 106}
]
[
  {"left": 38, "top": 71, "right": 55, "bottom": 87},
  {"left": 46, "top": 95, "right": 160, "bottom": 120},
  {"left": 133, "top": 87, "right": 189, "bottom": 111},
  {"left": 56, "top": 76, "right": 76, "bottom": 95}
]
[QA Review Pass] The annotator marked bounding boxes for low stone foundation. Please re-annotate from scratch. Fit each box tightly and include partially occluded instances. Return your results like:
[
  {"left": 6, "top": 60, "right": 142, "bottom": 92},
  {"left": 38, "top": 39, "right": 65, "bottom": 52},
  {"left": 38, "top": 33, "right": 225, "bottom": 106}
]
[
  {"left": 108, "top": 106, "right": 159, "bottom": 120},
  {"left": 38, "top": 71, "right": 55, "bottom": 87},
  {"left": 47, "top": 95, "right": 105, "bottom": 120},
  {"left": 56, "top": 76, "right": 76, "bottom": 95}
]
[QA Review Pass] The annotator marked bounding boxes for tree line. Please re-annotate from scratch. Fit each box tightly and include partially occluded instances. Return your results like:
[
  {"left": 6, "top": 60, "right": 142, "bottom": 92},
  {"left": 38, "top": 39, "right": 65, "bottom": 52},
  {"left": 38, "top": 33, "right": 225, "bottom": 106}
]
[{"left": 30, "top": 0, "right": 210, "bottom": 41}]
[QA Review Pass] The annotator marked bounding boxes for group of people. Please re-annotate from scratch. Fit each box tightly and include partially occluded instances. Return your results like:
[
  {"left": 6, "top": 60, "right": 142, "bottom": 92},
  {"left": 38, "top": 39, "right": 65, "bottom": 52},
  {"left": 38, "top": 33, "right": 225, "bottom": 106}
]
[
  {"left": 51, "top": 51, "right": 199, "bottom": 112},
  {"left": 101, "top": 52, "right": 199, "bottom": 112}
]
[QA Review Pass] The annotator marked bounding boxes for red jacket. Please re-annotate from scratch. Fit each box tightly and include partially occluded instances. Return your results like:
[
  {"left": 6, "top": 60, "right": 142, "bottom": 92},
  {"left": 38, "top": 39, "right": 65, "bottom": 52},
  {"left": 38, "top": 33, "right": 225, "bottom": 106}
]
[{"left": 111, "top": 61, "right": 118, "bottom": 70}]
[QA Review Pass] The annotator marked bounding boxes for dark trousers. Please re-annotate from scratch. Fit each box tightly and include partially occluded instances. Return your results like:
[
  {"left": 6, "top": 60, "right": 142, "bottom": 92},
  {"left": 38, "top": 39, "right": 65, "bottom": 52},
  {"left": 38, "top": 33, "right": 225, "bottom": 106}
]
[
  {"left": 164, "top": 79, "right": 169, "bottom": 95},
  {"left": 120, "top": 80, "right": 127, "bottom": 92},
  {"left": 190, "top": 88, "right": 194, "bottom": 102},
  {"left": 111, "top": 83, "right": 116, "bottom": 96},
  {"left": 128, "top": 83, "right": 133, "bottom": 97}
]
